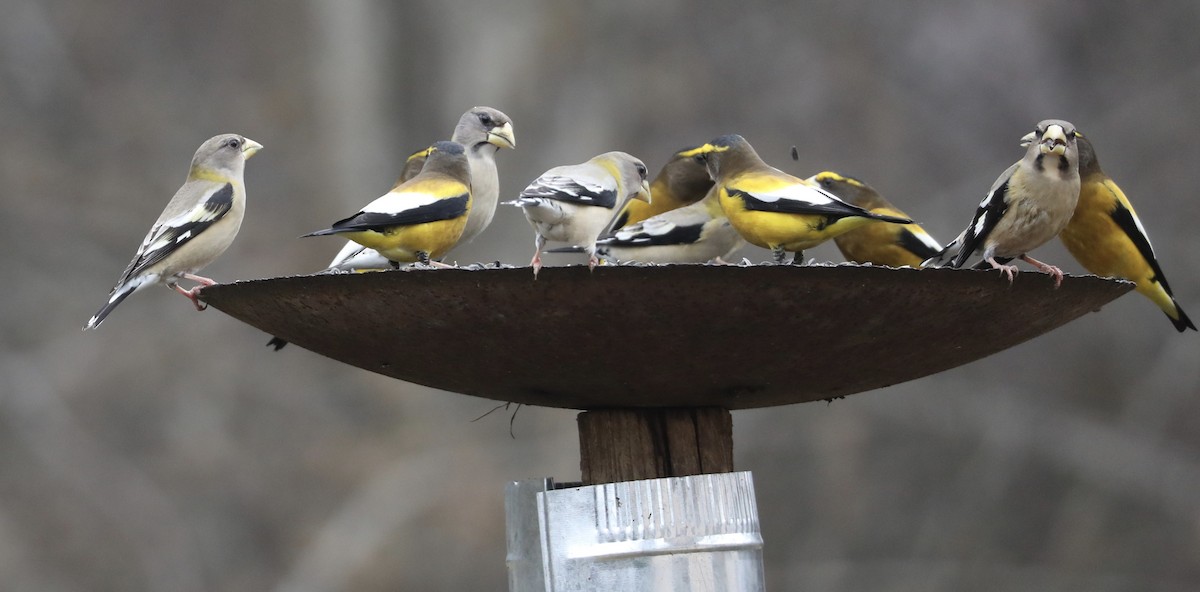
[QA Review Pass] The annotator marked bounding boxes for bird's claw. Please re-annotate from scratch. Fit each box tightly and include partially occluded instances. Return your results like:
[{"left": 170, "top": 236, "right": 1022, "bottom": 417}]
[
  {"left": 184, "top": 288, "right": 207, "bottom": 311},
  {"left": 1042, "top": 266, "right": 1064, "bottom": 289},
  {"left": 986, "top": 258, "right": 1019, "bottom": 284},
  {"left": 1020, "top": 255, "right": 1064, "bottom": 288}
]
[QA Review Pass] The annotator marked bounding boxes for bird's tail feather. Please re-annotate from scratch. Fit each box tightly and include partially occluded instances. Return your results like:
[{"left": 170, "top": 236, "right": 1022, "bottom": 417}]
[
  {"left": 869, "top": 212, "right": 913, "bottom": 225},
  {"left": 83, "top": 278, "right": 150, "bottom": 330},
  {"left": 504, "top": 198, "right": 564, "bottom": 221},
  {"left": 1168, "top": 302, "right": 1196, "bottom": 332},
  {"left": 922, "top": 229, "right": 972, "bottom": 269},
  {"left": 921, "top": 243, "right": 953, "bottom": 268},
  {"left": 301, "top": 228, "right": 343, "bottom": 238},
  {"left": 266, "top": 336, "right": 289, "bottom": 350}
]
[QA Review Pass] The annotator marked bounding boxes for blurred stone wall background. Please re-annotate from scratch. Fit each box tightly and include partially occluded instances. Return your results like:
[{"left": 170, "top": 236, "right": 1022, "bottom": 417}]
[{"left": 3, "top": 0, "right": 1199, "bottom": 590}]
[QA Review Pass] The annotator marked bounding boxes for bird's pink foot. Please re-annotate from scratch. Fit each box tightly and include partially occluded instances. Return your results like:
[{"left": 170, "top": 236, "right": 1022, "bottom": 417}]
[
  {"left": 1021, "top": 255, "right": 1063, "bottom": 288},
  {"left": 987, "top": 258, "right": 1019, "bottom": 284},
  {"left": 172, "top": 283, "right": 208, "bottom": 311},
  {"left": 587, "top": 254, "right": 599, "bottom": 271},
  {"left": 531, "top": 255, "right": 542, "bottom": 279}
]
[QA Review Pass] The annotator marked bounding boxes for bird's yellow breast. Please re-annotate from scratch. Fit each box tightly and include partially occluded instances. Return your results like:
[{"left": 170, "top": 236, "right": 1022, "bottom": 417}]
[
  {"left": 619, "top": 174, "right": 689, "bottom": 226},
  {"left": 618, "top": 198, "right": 662, "bottom": 228},
  {"left": 342, "top": 216, "right": 468, "bottom": 263},
  {"left": 1060, "top": 176, "right": 1171, "bottom": 306},
  {"left": 1061, "top": 178, "right": 1149, "bottom": 278}
]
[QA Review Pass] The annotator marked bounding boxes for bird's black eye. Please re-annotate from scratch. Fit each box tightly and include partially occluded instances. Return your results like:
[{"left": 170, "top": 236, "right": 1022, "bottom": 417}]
[
  {"left": 636, "top": 163, "right": 647, "bottom": 178},
  {"left": 477, "top": 112, "right": 493, "bottom": 126},
  {"left": 1066, "top": 130, "right": 1076, "bottom": 140},
  {"left": 226, "top": 138, "right": 241, "bottom": 149},
  {"left": 692, "top": 155, "right": 706, "bottom": 164},
  {"left": 821, "top": 178, "right": 833, "bottom": 188}
]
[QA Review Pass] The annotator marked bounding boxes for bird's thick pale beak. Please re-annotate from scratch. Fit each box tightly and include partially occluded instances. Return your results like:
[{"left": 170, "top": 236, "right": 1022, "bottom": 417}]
[
  {"left": 1019, "top": 131, "right": 1036, "bottom": 148},
  {"left": 634, "top": 179, "right": 652, "bottom": 203},
  {"left": 1038, "top": 125, "right": 1068, "bottom": 156},
  {"left": 488, "top": 122, "right": 516, "bottom": 149},
  {"left": 242, "top": 138, "right": 264, "bottom": 159}
]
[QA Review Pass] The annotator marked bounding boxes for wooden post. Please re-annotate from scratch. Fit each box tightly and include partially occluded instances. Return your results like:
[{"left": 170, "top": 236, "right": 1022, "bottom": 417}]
[{"left": 577, "top": 407, "right": 734, "bottom": 485}]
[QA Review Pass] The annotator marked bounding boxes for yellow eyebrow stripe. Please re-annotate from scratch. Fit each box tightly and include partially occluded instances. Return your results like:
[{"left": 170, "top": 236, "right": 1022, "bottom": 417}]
[{"left": 676, "top": 144, "right": 728, "bottom": 158}]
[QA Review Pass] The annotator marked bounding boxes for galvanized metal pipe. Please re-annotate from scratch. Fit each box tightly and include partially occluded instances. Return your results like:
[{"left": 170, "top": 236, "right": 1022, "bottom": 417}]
[{"left": 507, "top": 472, "right": 765, "bottom": 591}]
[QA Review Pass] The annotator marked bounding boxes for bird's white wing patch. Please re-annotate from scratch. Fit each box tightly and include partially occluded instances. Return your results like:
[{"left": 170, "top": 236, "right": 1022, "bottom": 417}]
[
  {"left": 1126, "top": 209, "right": 1154, "bottom": 251},
  {"left": 746, "top": 182, "right": 839, "bottom": 206},
  {"left": 140, "top": 184, "right": 232, "bottom": 254},
  {"left": 528, "top": 175, "right": 608, "bottom": 200},
  {"left": 520, "top": 162, "right": 619, "bottom": 207},
  {"left": 970, "top": 209, "right": 990, "bottom": 238},
  {"left": 362, "top": 191, "right": 442, "bottom": 214},
  {"left": 614, "top": 217, "right": 678, "bottom": 242}
]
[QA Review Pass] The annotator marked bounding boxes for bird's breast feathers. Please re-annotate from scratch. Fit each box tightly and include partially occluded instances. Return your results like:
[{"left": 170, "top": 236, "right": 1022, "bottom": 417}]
[
  {"left": 337, "top": 215, "right": 467, "bottom": 263},
  {"left": 985, "top": 164, "right": 1079, "bottom": 255},
  {"left": 1064, "top": 179, "right": 1160, "bottom": 279}
]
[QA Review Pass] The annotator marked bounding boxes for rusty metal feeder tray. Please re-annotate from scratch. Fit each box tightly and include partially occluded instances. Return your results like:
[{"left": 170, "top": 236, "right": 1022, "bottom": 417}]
[{"left": 200, "top": 264, "right": 1132, "bottom": 409}]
